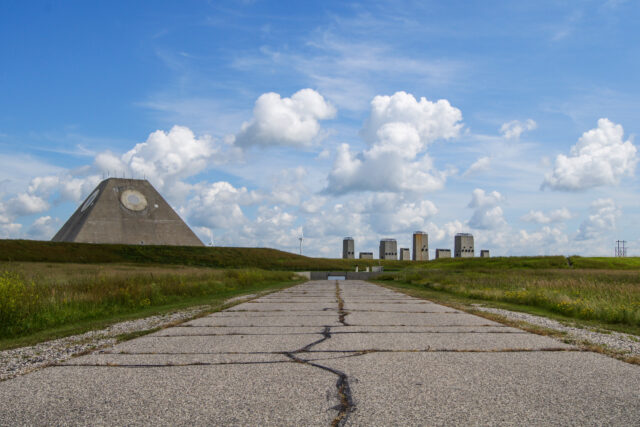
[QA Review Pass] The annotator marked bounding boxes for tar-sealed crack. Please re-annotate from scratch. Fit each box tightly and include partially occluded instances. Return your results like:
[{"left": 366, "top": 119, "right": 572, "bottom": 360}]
[
  {"left": 281, "top": 281, "right": 355, "bottom": 427},
  {"left": 336, "top": 281, "right": 349, "bottom": 327}
]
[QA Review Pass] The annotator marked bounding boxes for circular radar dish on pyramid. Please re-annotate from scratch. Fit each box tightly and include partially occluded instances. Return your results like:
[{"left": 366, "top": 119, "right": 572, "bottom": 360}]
[
  {"left": 81, "top": 189, "right": 100, "bottom": 212},
  {"left": 120, "top": 189, "right": 148, "bottom": 211}
]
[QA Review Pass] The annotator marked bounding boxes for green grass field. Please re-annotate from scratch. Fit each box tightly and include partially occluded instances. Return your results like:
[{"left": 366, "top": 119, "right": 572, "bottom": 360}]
[
  {"left": 0, "top": 262, "right": 302, "bottom": 349},
  {"left": 379, "top": 259, "right": 640, "bottom": 334}
]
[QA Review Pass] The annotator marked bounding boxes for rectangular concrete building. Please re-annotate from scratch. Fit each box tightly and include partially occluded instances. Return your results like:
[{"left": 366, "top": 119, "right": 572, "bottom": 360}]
[
  {"left": 379, "top": 239, "right": 398, "bottom": 260},
  {"left": 435, "top": 249, "right": 451, "bottom": 259},
  {"left": 359, "top": 252, "right": 373, "bottom": 259},
  {"left": 399, "top": 248, "right": 410, "bottom": 260},
  {"left": 412, "top": 231, "right": 428, "bottom": 261},
  {"left": 342, "top": 237, "right": 355, "bottom": 259},
  {"left": 454, "top": 233, "right": 474, "bottom": 258},
  {"left": 480, "top": 250, "right": 490, "bottom": 258}
]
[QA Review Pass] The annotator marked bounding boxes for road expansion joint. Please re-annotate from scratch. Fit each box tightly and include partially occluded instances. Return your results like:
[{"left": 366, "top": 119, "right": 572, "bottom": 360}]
[
  {"left": 150, "top": 332, "right": 324, "bottom": 337},
  {"left": 330, "top": 330, "right": 529, "bottom": 335},
  {"left": 301, "top": 347, "right": 583, "bottom": 355},
  {"left": 346, "top": 310, "right": 461, "bottom": 314},
  {"left": 57, "top": 360, "right": 290, "bottom": 368}
]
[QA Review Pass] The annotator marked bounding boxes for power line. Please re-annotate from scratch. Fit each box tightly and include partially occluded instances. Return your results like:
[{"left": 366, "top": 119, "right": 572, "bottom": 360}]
[{"left": 615, "top": 240, "right": 627, "bottom": 257}]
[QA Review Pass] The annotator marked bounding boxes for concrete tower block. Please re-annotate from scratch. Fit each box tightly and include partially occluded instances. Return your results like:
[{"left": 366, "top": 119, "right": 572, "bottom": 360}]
[
  {"left": 399, "top": 248, "right": 410, "bottom": 260},
  {"left": 454, "top": 233, "right": 474, "bottom": 258},
  {"left": 343, "top": 237, "right": 355, "bottom": 259},
  {"left": 379, "top": 239, "right": 398, "bottom": 260},
  {"left": 52, "top": 178, "right": 203, "bottom": 246},
  {"left": 435, "top": 249, "right": 451, "bottom": 259},
  {"left": 412, "top": 231, "right": 429, "bottom": 261},
  {"left": 480, "top": 250, "right": 490, "bottom": 258}
]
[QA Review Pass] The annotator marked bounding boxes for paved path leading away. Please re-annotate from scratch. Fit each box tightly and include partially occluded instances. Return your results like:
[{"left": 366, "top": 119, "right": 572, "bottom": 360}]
[{"left": 1, "top": 280, "right": 639, "bottom": 426}]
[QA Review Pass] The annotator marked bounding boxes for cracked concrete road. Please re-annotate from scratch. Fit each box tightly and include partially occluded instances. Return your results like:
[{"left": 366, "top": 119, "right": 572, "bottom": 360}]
[{"left": 1, "top": 280, "right": 639, "bottom": 426}]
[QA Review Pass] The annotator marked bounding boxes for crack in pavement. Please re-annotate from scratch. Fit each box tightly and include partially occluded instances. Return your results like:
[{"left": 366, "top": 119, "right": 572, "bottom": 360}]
[
  {"left": 279, "top": 282, "right": 355, "bottom": 427},
  {"left": 285, "top": 348, "right": 353, "bottom": 427},
  {"left": 336, "top": 281, "right": 349, "bottom": 327}
]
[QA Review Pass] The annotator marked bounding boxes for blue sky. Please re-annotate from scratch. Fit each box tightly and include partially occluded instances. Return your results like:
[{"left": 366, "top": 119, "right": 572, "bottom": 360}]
[{"left": 1, "top": 0, "right": 639, "bottom": 257}]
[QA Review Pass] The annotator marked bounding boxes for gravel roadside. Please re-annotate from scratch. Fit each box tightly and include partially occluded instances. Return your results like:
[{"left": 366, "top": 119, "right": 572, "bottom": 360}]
[
  {"left": 472, "top": 304, "right": 640, "bottom": 357},
  {"left": 0, "top": 294, "right": 256, "bottom": 381}
]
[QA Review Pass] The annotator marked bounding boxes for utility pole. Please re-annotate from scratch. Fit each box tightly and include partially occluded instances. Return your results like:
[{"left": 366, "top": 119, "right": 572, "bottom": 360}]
[{"left": 615, "top": 240, "right": 627, "bottom": 257}]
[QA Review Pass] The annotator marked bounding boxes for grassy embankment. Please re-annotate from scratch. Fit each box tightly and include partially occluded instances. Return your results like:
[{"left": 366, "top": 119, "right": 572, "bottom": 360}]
[
  {"left": 378, "top": 256, "right": 640, "bottom": 335},
  {"left": 0, "top": 239, "right": 411, "bottom": 271},
  {"left": 0, "top": 262, "right": 301, "bottom": 350}
]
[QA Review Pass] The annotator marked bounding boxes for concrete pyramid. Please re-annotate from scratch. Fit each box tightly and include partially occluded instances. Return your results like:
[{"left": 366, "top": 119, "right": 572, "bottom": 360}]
[{"left": 52, "top": 178, "right": 203, "bottom": 246}]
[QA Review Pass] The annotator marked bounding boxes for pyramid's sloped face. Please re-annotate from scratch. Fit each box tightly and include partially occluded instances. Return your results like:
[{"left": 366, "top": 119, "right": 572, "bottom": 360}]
[{"left": 52, "top": 178, "right": 203, "bottom": 246}]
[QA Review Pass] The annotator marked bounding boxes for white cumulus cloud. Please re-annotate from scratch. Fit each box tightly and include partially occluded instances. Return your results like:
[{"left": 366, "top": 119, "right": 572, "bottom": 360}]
[
  {"left": 181, "top": 181, "right": 261, "bottom": 230},
  {"left": 463, "top": 156, "right": 491, "bottom": 177},
  {"left": 95, "top": 125, "right": 223, "bottom": 195},
  {"left": 521, "top": 208, "right": 572, "bottom": 224},
  {"left": 576, "top": 198, "right": 620, "bottom": 241},
  {"left": 500, "top": 119, "right": 537, "bottom": 139},
  {"left": 361, "top": 91, "right": 463, "bottom": 156},
  {"left": 5, "top": 193, "right": 50, "bottom": 216},
  {"left": 326, "top": 92, "right": 462, "bottom": 194},
  {"left": 26, "top": 216, "right": 60, "bottom": 240},
  {"left": 468, "top": 189, "right": 506, "bottom": 230},
  {"left": 542, "top": 119, "right": 637, "bottom": 191},
  {"left": 234, "top": 89, "right": 336, "bottom": 148}
]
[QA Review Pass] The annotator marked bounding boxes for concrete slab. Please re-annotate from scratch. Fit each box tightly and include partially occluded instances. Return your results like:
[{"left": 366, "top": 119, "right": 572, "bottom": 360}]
[
  {"left": 252, "top": 299, "right": 337, "bottom": 304},
  {"left": 110, "top": 334, "right": 323, "bottom": 354},
  {"left": 0, "top": 364, "right": 339, "bottom": 426},
  {"left": 313, "top": 331, "right": 572, "bottom": 351},
  {"left": 344, "top": 302, "right": 460, "bottom": 313},
  {"left": 210, "top": 311, "right": 336, "bottom": 317},
  {"left": 61, "top": 352, "right": 290, "bottom": 366},
  {"left": 321, "top": 352, "right": 640, "bottom": 426},
  {"left": 152, "top": 326, "right": 324, "bottom": 336},
  {"left": 228, "top": 302, "right": 338, "bottom": 311},
  {"left": 345, "top": 311, "right": 503, "bottom": 326},
  {"left": 184, "top": 315, "right": 342, "bottom": 327},
  {"left": 331, "top": 325, "right": 524, "bottom": 334}
]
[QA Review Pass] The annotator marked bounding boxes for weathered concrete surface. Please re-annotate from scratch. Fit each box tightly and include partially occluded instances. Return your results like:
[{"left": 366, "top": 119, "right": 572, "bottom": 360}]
[
  {"left": 1, "top": 280, "right": 639, "bottom": 426},
  {"left": 322, "top": 352, "right": 640, "bottom": 426}
]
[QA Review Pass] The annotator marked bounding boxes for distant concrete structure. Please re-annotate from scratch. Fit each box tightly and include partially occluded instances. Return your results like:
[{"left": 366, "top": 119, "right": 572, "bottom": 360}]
[
  {"left": 399, "top": 248, "right": 410, "bottom": 260},
  {"left": 412, "top": 231, "right": 429, "bottom": 261},
  {"left": 379, "top": 239, "right": 398, "bottom": 260},
  {"left": 435, "top": 249, "right": 451, "bottom": 259},
  {"left": 454, "top": 233, "right": 474, "bottom": 258},
  {"left": 342, "top": 237, "right": 355, "bottom": 259},
  {"left": 52, "top": 178, "right": 203, "bottom": 246},
  {"left": 359, "top": 252, "right": 373, "bottom": 259},
  {"left": 480, "top": 250, "right": 490, "bottom": 258}
]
